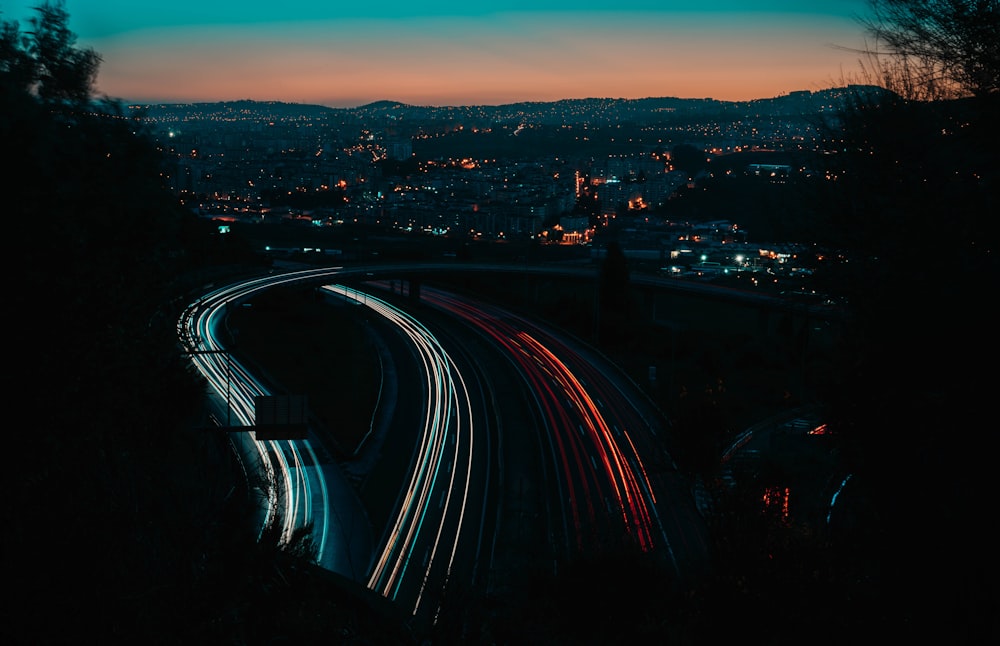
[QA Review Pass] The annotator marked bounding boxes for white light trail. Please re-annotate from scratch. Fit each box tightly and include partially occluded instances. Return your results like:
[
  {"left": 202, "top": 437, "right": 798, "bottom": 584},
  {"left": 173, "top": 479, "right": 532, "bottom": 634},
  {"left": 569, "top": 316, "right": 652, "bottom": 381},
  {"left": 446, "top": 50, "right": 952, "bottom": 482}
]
[{"left": 322, "top": 284, "right": 474, "bottom": 620}]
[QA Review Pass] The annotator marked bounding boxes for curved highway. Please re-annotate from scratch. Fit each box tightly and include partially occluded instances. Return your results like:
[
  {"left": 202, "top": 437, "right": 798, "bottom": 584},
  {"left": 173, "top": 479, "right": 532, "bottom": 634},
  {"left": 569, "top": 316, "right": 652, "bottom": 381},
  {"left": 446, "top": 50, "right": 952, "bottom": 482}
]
[
  {"left": 180, "top": 268, "right": 496, "bottom": 626},
  {"left": 397, "top": 284, "right": 710, "bottom": 580},
  {"left": 178, "top": 268, "right": 372, "bottom": 579},
  {"left": 178, "top": 262, "right": 743, "bottom": 621},
  {"left": 319, "top": 284, "right": 494, "bottom": 624}
]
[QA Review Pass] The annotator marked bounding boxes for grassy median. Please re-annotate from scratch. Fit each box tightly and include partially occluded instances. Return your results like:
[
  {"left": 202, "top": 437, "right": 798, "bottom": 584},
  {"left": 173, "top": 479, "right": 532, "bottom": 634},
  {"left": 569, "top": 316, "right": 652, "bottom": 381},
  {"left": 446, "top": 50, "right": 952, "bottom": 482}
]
[{"left": 226, "top": 285, "right": 381, "bottom": 458}]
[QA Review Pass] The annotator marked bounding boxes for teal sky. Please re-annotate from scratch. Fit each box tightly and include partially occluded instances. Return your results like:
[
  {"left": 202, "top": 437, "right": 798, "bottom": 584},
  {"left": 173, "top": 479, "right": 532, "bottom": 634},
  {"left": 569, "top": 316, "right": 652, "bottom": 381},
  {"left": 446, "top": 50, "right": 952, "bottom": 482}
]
[{"left": 2, "top": 1, "right": 873, "bottom": 106}]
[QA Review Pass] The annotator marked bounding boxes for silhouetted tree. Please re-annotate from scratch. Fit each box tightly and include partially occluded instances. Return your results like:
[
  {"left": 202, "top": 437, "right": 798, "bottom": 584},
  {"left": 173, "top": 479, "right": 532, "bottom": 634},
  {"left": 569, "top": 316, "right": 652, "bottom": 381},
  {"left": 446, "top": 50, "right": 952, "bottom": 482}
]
[
  {"left": 670, "top": 143, "right": 709, "bottom": 176},
  {"left": 572, "top": 175, "right": 602, "bottom": 224},
  {"left": 1, "top": 1, "right": 99, "bottom": 107},
  {"left": 808, "top": 2, "right": 998, "bottom": 641},
  {"left": 596, "top": 240, "right": 632, "bottom": 347},
  {"left": 4, "top": 5, "right": 379, "bottom": 642},
  {"left": 856, "top": 0, "right": 1000, "bottom": 99}
]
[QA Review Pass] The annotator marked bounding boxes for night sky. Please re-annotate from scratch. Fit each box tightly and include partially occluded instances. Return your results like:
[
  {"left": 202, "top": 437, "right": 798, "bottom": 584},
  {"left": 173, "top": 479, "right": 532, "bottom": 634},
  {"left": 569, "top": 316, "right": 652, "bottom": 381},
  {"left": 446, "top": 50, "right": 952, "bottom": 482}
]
[{"left": 2, "top": 1, "right": 870, "bottom": 106}]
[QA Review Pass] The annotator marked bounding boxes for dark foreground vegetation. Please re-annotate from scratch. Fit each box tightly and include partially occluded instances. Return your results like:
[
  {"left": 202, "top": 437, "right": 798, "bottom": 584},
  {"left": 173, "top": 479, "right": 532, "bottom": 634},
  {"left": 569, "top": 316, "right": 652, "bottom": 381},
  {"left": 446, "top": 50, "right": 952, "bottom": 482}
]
[
  {"left": 6, "top": 2, "right": 996, "bottom": 643},
  {"left": 4, "top": 4, "right": 412, "bottom": 643}
]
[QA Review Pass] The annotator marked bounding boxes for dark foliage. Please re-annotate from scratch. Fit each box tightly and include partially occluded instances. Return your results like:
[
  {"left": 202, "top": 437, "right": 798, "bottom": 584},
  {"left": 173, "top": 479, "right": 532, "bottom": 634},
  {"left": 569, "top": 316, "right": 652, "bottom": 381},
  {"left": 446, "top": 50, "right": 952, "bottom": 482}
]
[
  {"left": 4, "top": 4, "right": 399, "bottom": 643},
  {"left": 670, "top": 143, "right": 710, "bottom": 176},
  {"left": 596, "top": 240, "right": 633, "bottom": 347},
  {"left": 809, "top": 86, "right": 997, "bottom": 641},
  {"left": 859, "top": 0, "right": 1000, "bottom": 98},
  {"left": 261, "top": 186, "right": 347, "bottom": 209},
  {"left": 657, "top": 165, "right": 823, "bottom": 243},
  {"left": 5, "top": 2, "right": 996, "bottom": 643}
]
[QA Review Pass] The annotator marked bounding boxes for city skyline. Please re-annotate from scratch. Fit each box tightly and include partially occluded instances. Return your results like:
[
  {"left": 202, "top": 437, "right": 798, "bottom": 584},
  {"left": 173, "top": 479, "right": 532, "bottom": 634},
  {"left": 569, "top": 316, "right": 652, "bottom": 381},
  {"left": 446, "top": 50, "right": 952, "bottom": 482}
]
[{"left": 2, "top": 1, "right": 874, "bottom": 107}]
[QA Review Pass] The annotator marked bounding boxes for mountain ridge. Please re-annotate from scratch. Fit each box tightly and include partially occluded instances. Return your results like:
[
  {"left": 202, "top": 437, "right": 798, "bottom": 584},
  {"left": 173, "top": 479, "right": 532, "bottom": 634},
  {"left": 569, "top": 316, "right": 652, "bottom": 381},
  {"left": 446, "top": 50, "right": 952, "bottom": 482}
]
[{"left": 132, "top": 85, "right": 888, "bottom": 125}]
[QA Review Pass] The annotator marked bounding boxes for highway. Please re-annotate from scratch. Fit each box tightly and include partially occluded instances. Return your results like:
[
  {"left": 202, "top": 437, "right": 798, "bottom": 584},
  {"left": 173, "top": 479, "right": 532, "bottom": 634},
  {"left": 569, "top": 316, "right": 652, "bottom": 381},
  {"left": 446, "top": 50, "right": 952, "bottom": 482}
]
[
  {"left": 399, "top": 284, "right": 710, "bottom": 580},
  {"left": 180, "top": 268, "right": 497, "bottom": 626},
  {"left": 177, "top": 262, "right": 728, "bottom": 622},
  {"left": 178, "top": 268, "right": 372, "bottom": 580},
  {"left": 319, "top": 284, "right": 494, "bottom": 624}
]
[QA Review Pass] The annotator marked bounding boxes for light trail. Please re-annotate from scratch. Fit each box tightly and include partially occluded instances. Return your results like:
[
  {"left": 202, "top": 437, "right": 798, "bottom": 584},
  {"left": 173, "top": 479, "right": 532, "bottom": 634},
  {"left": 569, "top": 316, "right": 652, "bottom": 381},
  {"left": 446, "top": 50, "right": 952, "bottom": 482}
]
[
  {"left": 178, "top": 262, "right": 704, "bottom": 619},
  {"left": 414, "top": 285, "right": 667, "bottom": 555},
  {"left": 180, "top": 267, "right": 485, "bottom": 621},
  {"left": 322, "top": 285, "right": 476, "bottom": 621},
  {"left": 177, "top": 269, "right": 350, "bottom": 570}
]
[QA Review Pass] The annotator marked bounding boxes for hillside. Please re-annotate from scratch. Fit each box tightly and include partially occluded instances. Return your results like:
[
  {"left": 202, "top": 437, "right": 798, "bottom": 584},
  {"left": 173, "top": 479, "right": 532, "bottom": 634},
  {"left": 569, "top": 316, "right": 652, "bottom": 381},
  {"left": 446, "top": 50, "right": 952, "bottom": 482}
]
[{"left": 137, "top": 85, "right": 887, "bottom": 127}]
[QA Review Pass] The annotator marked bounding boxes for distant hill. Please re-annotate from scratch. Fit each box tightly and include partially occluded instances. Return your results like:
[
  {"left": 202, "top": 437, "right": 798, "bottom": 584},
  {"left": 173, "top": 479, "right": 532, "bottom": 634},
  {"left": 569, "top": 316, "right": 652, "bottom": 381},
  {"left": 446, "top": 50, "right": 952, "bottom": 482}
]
[
  {"left": 130, "top": 99, "right": 337, "bottom": 121},
  {"left": 347, "top": 86, "right": 887, "bottom": 124},
  {"left": 135, "top": 86, "right": 889, "bottom": 126}
]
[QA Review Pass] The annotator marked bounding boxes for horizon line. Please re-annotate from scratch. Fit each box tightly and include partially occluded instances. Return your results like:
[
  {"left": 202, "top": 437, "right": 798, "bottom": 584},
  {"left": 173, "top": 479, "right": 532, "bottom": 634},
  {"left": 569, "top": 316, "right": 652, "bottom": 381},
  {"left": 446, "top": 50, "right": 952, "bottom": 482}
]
[{"left": 123, "top": 84, "right": 874, "bottom": 110}]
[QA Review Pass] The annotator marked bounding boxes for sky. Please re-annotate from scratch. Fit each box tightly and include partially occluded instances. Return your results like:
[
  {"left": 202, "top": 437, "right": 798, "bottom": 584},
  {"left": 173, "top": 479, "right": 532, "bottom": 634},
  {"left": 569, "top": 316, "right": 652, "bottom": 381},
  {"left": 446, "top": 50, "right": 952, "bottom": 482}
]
[{"left": 2, "top": 1, "right": 875, "bottom": 107}]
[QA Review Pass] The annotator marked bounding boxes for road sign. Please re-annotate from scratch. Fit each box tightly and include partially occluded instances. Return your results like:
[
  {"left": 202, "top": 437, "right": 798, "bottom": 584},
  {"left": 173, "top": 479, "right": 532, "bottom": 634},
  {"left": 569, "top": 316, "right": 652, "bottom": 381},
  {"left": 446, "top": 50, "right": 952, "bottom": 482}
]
[{"left": 253, "top": 394, "right": 308, "bottom": 440}]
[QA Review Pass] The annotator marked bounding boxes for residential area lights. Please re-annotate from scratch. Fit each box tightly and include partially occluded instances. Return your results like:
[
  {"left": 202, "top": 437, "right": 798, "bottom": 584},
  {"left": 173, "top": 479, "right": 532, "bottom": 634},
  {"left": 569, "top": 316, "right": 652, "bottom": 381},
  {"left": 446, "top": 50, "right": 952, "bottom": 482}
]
[{"left": 156, "top": 100, "right": 834, "bottom": 286}]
